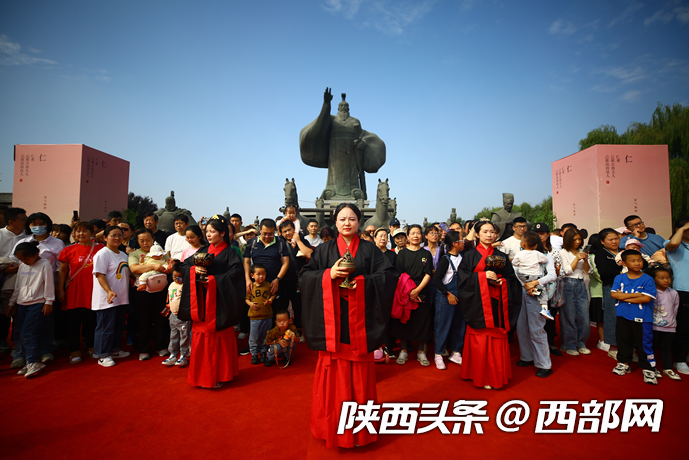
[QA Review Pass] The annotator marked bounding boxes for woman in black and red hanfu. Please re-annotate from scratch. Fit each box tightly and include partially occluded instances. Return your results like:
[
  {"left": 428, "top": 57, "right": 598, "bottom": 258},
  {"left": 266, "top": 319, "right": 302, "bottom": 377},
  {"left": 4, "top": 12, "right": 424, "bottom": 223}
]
[
  {"left": 300, "top": 204, "right": 397, "bottom": 448},
  {"left": 456, "top": 221, "right": 522, "bottom": 389},
  {"left": 178, "top": 216, "right": 243, "bottom": 389}
]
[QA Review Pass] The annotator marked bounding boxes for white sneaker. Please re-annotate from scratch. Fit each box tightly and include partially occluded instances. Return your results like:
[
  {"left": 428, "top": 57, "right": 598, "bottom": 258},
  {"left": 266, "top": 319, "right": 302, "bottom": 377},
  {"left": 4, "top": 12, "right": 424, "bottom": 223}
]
[
  {"left": 40, "top": 353, "right": 55, "bottom": 363},
  {"left": 110, "top": 351, "right": 130, "bottom": 359},
  {"left": 577, "top": 347, "right": 592, "bottom": 355},
  {"left": 98, "top": 357, "right": 116, "bottom": 367},
  {"left": 449, "top": 352, "right": 462, "bottom": 365},
  {"left": 25, "top": 362, "right": 46, "bottom": 378},
  {"left": 674, "top": 362, "right": 689, "bottom": 375},
  {"left": 238, "top": 332, "right": 248, "bottom": 340},
  {"left": 597, "top": 341, "right": 610, "bottom": 352},
  {"left": 435, "top": 355, "right": 446, "bottom": 370},
  {"left": 396, "top": 350, "right": 408, "bottom": 365}
]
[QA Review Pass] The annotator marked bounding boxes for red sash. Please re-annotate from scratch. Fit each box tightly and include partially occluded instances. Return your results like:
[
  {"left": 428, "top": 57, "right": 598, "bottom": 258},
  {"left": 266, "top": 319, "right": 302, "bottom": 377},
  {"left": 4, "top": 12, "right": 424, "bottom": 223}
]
[
  {"left": 189, "top": 242, "right": 225, "bottom": 334},
  {"left": 474, "top": 244, "right": 511, "bottom": 333},
  {"left": 321, "top": 235, "right": 368, "bottom": 355}
]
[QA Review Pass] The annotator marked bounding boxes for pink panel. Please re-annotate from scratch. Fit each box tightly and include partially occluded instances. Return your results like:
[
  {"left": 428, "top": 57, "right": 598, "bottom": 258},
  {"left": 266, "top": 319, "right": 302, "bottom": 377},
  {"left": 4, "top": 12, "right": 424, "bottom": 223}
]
[
  {"left": 552, "top": 145, "right": 672, "bottom": 238},
  {"left": 12, "top": 144, "right": 129, "bottom": 225},
  {"left": 79, "top": 145, "right": 130, "bottom": 221}
]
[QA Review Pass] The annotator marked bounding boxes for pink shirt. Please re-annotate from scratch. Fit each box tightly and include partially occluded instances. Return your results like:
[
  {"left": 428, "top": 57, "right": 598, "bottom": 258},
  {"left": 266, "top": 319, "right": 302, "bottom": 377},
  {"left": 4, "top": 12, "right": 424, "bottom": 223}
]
[{"left": 181, "top": 246, "right": 201, "bottom": 262}]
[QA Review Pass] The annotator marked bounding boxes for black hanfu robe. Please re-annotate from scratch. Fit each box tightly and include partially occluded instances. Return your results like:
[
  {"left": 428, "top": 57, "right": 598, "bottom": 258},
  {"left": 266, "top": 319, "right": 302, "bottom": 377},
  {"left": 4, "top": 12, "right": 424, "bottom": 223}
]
[
  {"left": 299, "top": 235, "right": 397, "bottom": 448},
  {"left": 455, "top": 244, "right": 522, "bottom": 388},
  {"left": 178, "top": 241, "right": 244, "bottom": 387}
]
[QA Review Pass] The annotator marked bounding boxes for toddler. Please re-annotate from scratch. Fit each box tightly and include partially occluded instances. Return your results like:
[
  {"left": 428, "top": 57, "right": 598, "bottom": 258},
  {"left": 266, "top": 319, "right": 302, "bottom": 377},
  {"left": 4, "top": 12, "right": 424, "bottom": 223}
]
[
  {"left": 137, "top": 242, "right": 171, "bottom": 291},
  {"left": 512, "top": 233, "right": 553, "bottom": 320},
  {"left": 615, "top": 239, "right": 651, "bottom": 273},
  {"left": 264, "top": 310, "right": 299, "bottom": 367},
  {"left": 278, "top": 205, "right": 301, "bottom": 235},
  {"left": 162, "top": 263, "right": 190, "bottom": 366}
]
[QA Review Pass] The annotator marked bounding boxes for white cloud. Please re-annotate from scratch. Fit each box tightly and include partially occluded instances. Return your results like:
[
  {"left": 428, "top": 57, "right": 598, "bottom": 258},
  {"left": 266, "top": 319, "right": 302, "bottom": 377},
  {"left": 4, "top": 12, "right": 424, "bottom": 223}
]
[
  {"left": 601, "top": 66, "right": 647, "bottom": 84},
  {"left": 0, "top": 34, "right": 57, "bottom": 66},
  {"left": 621, "top": 90, "right": 641, "bottom": 102},
  {"left": 608, "top": 2, "right": 644, "bottom": 28},
  {"left": 548, "top": 19, "right": 577, "bottom": 37},
  {"left": 643, "top": 5, "right": 689, "bottom": 26},
  {"left": 322, "top": 0, "right": 364, "bottom": 19},
  {"left": 323, "top": 0, "right": 436, "bottom": 35}
]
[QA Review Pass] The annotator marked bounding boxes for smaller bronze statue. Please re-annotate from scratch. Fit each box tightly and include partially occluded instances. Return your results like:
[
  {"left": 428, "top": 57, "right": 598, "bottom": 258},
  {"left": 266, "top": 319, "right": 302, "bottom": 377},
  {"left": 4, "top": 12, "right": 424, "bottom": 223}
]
[
  {"left": 193, "top": 252, "right": 215, "bottom": 283},
  {"left": 338, "top": 248, "right": 356, "bottom": 289}
]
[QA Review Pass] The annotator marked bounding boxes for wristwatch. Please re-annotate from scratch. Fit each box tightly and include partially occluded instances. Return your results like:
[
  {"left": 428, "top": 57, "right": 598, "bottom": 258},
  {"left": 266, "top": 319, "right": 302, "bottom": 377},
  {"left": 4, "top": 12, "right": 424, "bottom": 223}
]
[{"left": 276, "top": 276, "right": 282, "bottom": 281}]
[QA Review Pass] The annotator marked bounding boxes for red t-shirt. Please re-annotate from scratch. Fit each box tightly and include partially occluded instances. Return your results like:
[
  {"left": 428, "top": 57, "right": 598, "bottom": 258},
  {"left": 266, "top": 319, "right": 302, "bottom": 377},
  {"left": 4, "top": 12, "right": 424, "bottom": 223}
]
[{"left": 57, "top": 243, "right": 104, "bottom": 310}]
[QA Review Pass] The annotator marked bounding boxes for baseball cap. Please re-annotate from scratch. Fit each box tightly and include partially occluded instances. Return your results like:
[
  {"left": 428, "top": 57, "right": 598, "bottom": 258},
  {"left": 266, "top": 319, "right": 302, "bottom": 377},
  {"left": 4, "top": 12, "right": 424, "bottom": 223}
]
[
  {"left": 533, "top": 223, "right": 550, "bottom": 233},
  {"left": 389, "top": 218, "right": 400, "bottom": 227}
]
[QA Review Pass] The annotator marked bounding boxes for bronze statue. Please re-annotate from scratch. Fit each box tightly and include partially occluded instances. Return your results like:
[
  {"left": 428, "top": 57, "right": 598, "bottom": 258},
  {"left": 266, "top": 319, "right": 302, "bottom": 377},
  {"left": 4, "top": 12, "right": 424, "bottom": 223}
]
[
  {"left": 155, "top": 191, "right": 197, "bottom": 233},
  {"left": 491, "top": 193, "right": 524, "bottom": 240},
  {"left": 299, "top": 88, "right": 386, "bottom": 201}
]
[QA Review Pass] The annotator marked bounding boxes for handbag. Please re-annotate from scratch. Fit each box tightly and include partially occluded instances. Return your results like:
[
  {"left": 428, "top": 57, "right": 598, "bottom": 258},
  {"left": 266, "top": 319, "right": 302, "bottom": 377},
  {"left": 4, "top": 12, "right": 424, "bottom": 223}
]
[
  {"left": 145, "top": 273, "right": 168, "bottom": 293},
  {"left": 65, "top": 242, "right": 97, "bottom": 290}
]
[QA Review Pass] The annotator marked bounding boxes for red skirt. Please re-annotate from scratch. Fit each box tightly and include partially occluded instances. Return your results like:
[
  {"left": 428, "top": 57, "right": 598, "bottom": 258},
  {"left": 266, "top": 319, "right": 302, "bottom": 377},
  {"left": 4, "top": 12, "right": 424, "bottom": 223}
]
[
  {"left": 311, "top": 345, "right": 377, "bottom": 448},
  {"left": 460, "top": 326, "right": 512, "bottom": 389},
  {"left": 187, "top": 321, "right": 239, "bottom": 388}
]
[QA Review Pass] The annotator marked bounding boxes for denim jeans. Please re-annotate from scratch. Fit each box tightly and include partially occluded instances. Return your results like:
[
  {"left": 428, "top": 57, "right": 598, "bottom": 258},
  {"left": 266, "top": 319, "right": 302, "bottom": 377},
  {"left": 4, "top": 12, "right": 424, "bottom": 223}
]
[
  {"left": 561, "top": 278, "right": 591, "bottom": 350},
  {"left": 517, "top": 289, "right": 551, "bottom": 369},
  {"left": 17, "top": 303, "right": 45, "bottom": 364},
  {"left": 602, "top": 285, "right": 617, "bottom": 346},
  {"left": 267, "top": 340, "right": 296, "bottom": 361},
  {"left": 249, "top": 318, "right": 272, "bottom": 356},
  {"left": 13, "top": 304, "right": 53, "bottom": 359},
  {"left": 434, "top": 282, "right": 466, "bottom": 354},
  {"left": 94, "top": 305, "right": 127, "bottom": 358}
]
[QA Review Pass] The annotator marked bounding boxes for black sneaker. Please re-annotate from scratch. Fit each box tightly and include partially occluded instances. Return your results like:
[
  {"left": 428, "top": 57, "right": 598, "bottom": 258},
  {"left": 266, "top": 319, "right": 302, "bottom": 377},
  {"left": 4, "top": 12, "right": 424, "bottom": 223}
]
[
  {"left": 264, "top": 359, "right": 273, "bottom": 367},
  {"left": 251, "top": 355, "right": 260, "bottom": 365},
  {"left": 516, "top": 360, "right": 534, "bottom": 367},
  {"left": 383, "top": 347, "right": 396, "bottom": 360},
  {"left": 259, "top": 354, "right": 266, "bottom": 363},
  {"left": 535, "top": 368, "right": 553, "bottom": 378},
  {"left": 549, "top": 346, "right": 562, "bottom": 356},
  {"left": 239, "top": 346, "right": 250, "bottom": 356}
]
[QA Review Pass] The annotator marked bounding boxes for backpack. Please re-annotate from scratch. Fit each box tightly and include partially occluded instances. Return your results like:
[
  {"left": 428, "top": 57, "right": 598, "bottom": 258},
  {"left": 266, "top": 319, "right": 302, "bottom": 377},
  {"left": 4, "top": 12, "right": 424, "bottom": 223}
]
[{"left": 249, "top": 236, "right": 284, "bottom": 269}]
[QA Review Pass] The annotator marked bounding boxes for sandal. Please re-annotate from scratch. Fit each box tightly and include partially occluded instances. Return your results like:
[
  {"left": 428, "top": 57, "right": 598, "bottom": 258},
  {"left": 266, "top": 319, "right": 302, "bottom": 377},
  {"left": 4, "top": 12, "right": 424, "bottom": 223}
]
[{"left": 69, "top": 351, "right": 82, "bottom": 364}]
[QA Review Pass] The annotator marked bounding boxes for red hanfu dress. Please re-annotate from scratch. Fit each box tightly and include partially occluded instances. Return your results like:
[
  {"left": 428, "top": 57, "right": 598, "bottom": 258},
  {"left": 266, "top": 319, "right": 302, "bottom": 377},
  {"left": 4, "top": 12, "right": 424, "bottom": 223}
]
[
  {"left": 456, "top": 243, "right": 522, "bottom": 389},
  {"left": 300, "top": 235, "right": 397, "bottom": 448},
  {"left": 179, "top": 241, "right": 243, "bottom": 388}
]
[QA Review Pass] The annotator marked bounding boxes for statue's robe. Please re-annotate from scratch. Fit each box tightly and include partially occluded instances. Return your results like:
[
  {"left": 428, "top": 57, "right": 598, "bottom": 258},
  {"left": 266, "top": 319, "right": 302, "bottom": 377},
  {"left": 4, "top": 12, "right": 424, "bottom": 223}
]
[{"left": 300, "top": 105, "right": 385, "bottom": 200}]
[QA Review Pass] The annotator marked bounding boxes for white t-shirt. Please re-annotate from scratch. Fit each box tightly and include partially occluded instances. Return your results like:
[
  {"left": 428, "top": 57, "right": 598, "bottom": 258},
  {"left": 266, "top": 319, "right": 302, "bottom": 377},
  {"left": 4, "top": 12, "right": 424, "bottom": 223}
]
[
  {"left": 91, "top": 247, "right": 130, "bottom": 310},
  {"left": 0, "top": 227, "right": 26, "bottom": 258},
  {"left": 512, "top": 250, "right": 549, "bottom": 276},
  {"left": 502, "top": 236, "right": 522, "bottom": 260},
  {"left": 165, "top": 232, "right": 191, "bottom": 261},
  {"left": 550, "top": 235, "right": 563, "bottom": 252},
  {"left": 305, "top": 234, "right": 324, "bottom": 247}
]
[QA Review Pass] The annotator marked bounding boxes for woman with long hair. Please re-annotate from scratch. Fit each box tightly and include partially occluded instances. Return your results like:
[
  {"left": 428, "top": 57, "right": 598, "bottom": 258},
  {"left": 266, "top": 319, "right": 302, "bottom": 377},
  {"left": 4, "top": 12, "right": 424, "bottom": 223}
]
[
  {"left": 559, "top": 228, "right": 593, "bottom": 355},
  {"left": 300, "top": 204, "right": 397, "bottom": 448},
  {"left": 179, "top": 215, "right": 244, "bottom": 389},
  {"left": 456, "top": 221, "right": 522, "bottom": 389}
]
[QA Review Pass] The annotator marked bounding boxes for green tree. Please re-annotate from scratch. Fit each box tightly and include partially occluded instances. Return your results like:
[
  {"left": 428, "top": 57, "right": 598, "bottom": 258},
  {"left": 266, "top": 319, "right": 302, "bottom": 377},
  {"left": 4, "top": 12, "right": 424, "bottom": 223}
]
[
  {"left": 473, "top": 197, "right": 555, "bottom": 230},
  {"left": 126, "top": 192, "right": 158, "bottom": 228},
  {"left": 577, "top": 102, "right": 689, "bottom": 221}
]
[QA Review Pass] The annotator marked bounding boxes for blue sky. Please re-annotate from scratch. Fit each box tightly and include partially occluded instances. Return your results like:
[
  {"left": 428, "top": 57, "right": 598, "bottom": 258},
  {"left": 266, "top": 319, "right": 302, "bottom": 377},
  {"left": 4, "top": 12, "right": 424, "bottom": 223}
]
[{"left": 1, "top": 0, "right": 688, "bottom": 226}]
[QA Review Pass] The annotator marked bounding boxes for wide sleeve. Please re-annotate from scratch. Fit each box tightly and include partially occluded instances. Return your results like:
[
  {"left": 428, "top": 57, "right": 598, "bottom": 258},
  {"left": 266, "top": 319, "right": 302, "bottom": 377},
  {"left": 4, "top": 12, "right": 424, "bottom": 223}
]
[{"left": 299, "top": 107, "right": 332, "bottom": 169}]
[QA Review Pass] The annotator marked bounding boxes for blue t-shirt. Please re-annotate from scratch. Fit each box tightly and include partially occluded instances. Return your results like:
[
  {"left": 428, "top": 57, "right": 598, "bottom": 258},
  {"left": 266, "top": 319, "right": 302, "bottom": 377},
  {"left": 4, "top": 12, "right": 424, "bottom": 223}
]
[
  {"left": 664, "top": 239, "right": 689, "bottom": 292},
  {"left": 612, "top": 273, "right": 657, "bottom": 322},
  {"left": 619, "top": 233, "right": 665, "bottom": 257}
]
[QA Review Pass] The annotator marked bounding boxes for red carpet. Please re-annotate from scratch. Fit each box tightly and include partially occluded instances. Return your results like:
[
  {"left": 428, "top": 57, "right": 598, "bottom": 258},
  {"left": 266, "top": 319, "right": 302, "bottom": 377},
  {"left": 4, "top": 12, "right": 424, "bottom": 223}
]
[{"left": 1, "top": 326, "right": 687, "bottom": 460}]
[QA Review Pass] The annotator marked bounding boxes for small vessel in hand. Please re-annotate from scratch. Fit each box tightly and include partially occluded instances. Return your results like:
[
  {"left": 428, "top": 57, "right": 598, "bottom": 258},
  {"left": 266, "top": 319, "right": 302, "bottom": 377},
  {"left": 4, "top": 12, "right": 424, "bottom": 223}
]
[
  {"left": 484, "top": 254, "right": 506, "bottom": 285},
  {"left": 338, "top": 248, "right": 357, "bottom": 289},
  {"left": 193, "top": 252, "right": 215, "bottom": 283}
]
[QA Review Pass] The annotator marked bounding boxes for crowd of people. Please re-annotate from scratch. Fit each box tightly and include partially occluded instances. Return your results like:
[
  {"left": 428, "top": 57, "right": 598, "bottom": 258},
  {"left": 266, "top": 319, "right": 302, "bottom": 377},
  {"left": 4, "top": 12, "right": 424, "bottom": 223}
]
[{"left": 1, "top": 202, "right": 688, "bottom": 448}]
